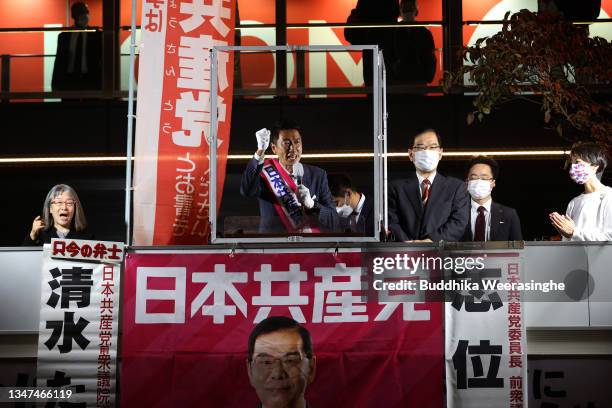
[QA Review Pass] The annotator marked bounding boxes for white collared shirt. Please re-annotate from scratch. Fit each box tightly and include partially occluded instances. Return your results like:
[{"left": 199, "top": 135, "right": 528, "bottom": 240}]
[
  {"left": 470, "top": 198, "right": 492, "bottom": 241},
  {"left": 354, "top": 193, "right": 366, "bottom": 223},
  {"left": 416, "top": 171, "right": 437, "bottom": 197}
]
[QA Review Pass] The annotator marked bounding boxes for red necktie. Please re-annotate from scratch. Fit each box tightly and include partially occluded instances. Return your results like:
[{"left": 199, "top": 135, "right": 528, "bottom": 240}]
[
  {"left": 474, "top": 206, "right": 486, "bottom": 241},
  {"left": 421, "top": 179, "right": 431, "bottom": 204}
]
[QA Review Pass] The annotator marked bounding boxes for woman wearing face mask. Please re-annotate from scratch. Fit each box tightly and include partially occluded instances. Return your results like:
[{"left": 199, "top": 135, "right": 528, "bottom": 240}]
[
  {"left": 23, "top": 184, "right": 93, "bottom": 246},
  {"left": 549, "top": 143, "right": 612, "bottom": 241}
]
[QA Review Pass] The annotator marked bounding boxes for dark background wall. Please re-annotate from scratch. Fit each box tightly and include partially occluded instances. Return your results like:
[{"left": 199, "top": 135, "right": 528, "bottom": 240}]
[{"left": 0, "top": 95, "right": 603, "bottom": 246}]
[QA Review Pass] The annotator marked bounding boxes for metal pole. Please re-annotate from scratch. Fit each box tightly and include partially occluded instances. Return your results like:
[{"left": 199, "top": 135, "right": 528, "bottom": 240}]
[
  {"left": 124, "top": 0, "right": 138, "bottom": 246},
  {"left": 382, "top": 53, "right": 388, "bottom": 234},
  {"left": 209, "top": 48, "right": 219, "bottom": 243}
]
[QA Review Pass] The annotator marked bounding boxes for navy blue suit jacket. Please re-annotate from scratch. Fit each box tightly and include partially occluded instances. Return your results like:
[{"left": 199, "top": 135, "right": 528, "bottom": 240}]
[
  {"left": 461, "top": 201, "right": 523, "bottom": 241},
  {"left": 388, "top": 172, "right": 469, "bottom": 242},
  {"left": 240, "top": 158, "right": 339, "bottom": 233},
  {"left": 338, "top": 194, "right": 376, "bottom": 236}
]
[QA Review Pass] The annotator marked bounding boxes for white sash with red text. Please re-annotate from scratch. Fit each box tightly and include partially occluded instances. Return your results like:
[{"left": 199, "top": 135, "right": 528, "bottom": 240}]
[{"left": 260, "top": 159, "right": 319, "bottom": 233}]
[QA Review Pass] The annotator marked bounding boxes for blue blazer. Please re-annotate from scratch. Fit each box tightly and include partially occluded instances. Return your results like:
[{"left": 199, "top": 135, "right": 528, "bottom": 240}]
[
  {"left": 388, "top": 172, "right": 469, "bottom": 242},
  {"left": 240, "top": 158, "right": 339, "bottom": 233}
]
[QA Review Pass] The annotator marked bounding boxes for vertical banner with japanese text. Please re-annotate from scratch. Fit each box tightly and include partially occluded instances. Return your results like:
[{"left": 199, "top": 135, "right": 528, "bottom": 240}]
[
  {"left": 121, "top": 249, "right": 444, "bottom": 407},
  {"left": 445, "top": 251, "right": 527, "bottom": 408},
  {"left": 36, "top": 240, "right": 123, "bottom": 407},
  {"left": 133, "top": 0, "right": 236, "bottom": 245}
]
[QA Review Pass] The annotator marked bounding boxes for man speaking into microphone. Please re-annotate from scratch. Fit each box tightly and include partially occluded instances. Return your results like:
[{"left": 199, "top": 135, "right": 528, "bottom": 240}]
[{"left": 240, "top": 119, "right": 339, "bottom": 234}]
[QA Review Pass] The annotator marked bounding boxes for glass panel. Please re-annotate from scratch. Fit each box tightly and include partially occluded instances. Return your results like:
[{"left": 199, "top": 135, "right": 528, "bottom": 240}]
[
  {"left": 463, "top": 0, "right": 612, "bottom": 46},
  {"left": 238, "top": 0, "right": 276, "bottom": 25},
  {"left": 287, "top": 0, "right": 442, "bottom": 24},
  {"left": 286, "top": 25, "right": 442, "bottom": 89},
  {"left": 0, "top": 0, "right": 102, "bottom": 29},
  {"left": 213, "top": 47, "right": 383, "bottom": 242},
  {"left": 462, "top": 0, "right": 537, "bottom": 22}
]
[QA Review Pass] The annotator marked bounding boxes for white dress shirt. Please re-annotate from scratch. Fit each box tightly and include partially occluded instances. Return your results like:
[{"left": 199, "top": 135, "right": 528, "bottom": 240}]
[
  {"left": 416, "top": 171, "right": 437, "bottom": 197},
  {"left": 470, "top": 198, "right": 492, "bottom": 241},
  {"left": 354, "top": 193, "right": 366, "bottom": 223}
]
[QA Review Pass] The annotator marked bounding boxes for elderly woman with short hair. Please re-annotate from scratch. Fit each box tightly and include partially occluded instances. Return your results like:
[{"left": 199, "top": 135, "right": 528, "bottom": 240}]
[{"left": 23, "top": 184, "right": 93, "bottom": 246}]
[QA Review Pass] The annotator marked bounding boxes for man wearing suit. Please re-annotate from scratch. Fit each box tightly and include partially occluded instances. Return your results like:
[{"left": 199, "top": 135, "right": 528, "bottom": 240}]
[
  {"left": 462, "top": 156, "right": 523, "bottom": 241},
  {"left": 388, "top": 128, "right": 469, "bottom": 242},
  {"left": 328, "top": 173, "right": 375, "bottom": 236},
  {"left": 52, "top": 2, "right": 102, "bottom": 92},
  {"left": 241, "top": 120, "right": 338, "bottom": 233}
]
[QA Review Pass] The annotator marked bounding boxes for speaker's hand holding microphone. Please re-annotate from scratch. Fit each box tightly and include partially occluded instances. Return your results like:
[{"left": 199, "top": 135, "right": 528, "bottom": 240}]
[{"left": 293, "top": 164, "right": 314, "bottom": 209}]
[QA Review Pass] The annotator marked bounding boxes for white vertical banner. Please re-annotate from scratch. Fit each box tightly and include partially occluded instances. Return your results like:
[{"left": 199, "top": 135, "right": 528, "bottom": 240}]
[
  {"left": 37, "top": 240, "right": 122, "bottom": 407},
  {"left": 445, "top": 251, "right": 527, "bottom": 408},
  {"left": 132, "top": 0, "right": 168, "bottom": 246}
]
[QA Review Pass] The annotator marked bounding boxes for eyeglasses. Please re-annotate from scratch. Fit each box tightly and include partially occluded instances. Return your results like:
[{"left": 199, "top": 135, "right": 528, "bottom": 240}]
[
  {"left": 412, "top": 145, "right": 441, "bottom": 151},
  {"left": 467, "top": 176, "right": 494, "bottom": 181},
  {"left": 252, "top": 354, "right": 306, "bottom": 372},
  {"left": 51, "top": 200, "right": 76, "bottom": 208}
]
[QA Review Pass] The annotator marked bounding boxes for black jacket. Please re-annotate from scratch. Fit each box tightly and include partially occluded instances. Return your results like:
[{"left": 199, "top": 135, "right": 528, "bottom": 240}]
[
  {"left": 388, "top": 172, "right": 470, "bottom": 242},
  {"left": 23, "top": 228, "right": 94, "bottom": 246},
  {"left": 339, "top": 194, "right": 375, "bottom": 237},
  {"left": 461, "top": 201, "right": 523, "bottom": 241}
]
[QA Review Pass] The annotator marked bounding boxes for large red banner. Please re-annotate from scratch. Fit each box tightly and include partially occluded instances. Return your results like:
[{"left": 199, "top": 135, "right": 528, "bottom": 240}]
[
  {"left": 121, "top": 250, "right": 444, "bottom": 407},
  {"left": 133, "top": 0, "right": 236, "bottom": 245}
]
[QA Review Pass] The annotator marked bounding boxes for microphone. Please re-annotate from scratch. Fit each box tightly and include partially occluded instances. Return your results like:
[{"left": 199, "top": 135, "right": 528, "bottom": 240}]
[{"left": 293, "top": 163, "right": 304, "bottom": 185}]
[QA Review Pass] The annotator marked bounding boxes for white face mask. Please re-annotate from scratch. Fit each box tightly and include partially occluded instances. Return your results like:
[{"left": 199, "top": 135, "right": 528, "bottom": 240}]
[
  {"left": 413, "top": 150, "right": 440, "bottom": 172},
  {"left": 336, "top": 192, "right": 353, "bottom": 217},
  {"left": 467, "top": 179, "right": 493, "bottom": 200},
  {"left": 336, "top": 204, "right": 353, "bottom": 218}
]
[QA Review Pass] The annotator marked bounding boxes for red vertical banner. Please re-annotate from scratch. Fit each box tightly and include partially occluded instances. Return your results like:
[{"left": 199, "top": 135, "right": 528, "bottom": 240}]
[{"left": 133, "top": 0, "right": 236, "bottom": 245}]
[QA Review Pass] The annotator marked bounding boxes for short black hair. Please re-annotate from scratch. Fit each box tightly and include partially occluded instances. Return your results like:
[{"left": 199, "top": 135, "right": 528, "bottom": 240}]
[
  {"left": 411, "top": 127, "right": 442, "bottom": 148},
  {"left": 467, "top": 156, "right": 500, "bottom": 179},
  {"left": 247, "top": 316, "right": 313, "bottom": 361},
  {"left": 568, "top": 142, "right": 608, "bottom": 179},
  {"left": 71, "top": 2, "right": 89, "bottom": 18},
  {"left": 327, "top": 173, "right": 354, "bottom": 197},
  {"left": 271, "top": 119, "right": 301, "bottom": 145}
]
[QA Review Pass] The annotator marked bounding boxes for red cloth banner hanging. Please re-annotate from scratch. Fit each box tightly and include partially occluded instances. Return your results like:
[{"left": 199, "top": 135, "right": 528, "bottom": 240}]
[
  {"left": 133, "top": 0, "right": 236, "bottom": 245},
  {"left": 120, "top": 250, "right": 444, "bottom": 407}
]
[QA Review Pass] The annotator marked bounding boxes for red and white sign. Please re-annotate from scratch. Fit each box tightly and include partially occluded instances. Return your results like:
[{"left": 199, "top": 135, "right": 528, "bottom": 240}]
[
  {"left": 445, "top": 251, "right": 527, "bottom": 408},
  {"left": 120, "top": 249, "right": 444, "bottom": 407},
  {"left": 51, "top": 239, "right": 125, "bottom": 263},
  {"left": 132, "top": 0, "right": 237, "bottom": 245}
]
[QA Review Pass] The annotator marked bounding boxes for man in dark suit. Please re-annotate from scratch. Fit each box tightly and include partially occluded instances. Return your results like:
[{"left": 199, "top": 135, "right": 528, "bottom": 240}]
[
  {"left": 328, "top": 173, "right": 375, "bottom": 236},
  {"left": 52, "top": 2, "right": 102, "bottom": 93},
  {"left": 240, "top": 120, "right": 338, "bottom": 233},
  {"left": 388, "top": 128, "right": 469, "bottom": 242},
  {"left": 462, "top": 156, "right": 523, "bottom": 241},
  {"left": 247, "top": 316, "right": 316, "bottom": 408}
]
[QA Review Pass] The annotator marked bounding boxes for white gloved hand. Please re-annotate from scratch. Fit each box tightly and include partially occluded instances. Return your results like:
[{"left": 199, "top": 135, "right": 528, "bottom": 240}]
[
  {"left": 297, "top": 185, "right": 315, "bottom": 209},
  {"left": 255, "top": 128, "right": 271, "bottom": 152}
]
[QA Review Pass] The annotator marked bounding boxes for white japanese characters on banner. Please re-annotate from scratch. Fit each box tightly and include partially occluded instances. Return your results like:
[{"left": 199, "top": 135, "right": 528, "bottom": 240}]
[
  {"left": 445, "top": 251, "right": 527, "bottom": 408},
  {"left": 121, "top": 250, "right": 444, "bottom": 407},
  {"left": 37, "top": 241, "right": 121, "bottom": 407},
  {"left": 133, "top": 0, "right": 236, "bottom": 246}
]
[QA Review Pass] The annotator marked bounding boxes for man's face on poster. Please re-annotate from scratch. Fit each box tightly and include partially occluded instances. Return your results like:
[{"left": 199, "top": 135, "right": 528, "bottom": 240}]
[{"left": 247, "top": 329, "right": 316, "bottom": 408}]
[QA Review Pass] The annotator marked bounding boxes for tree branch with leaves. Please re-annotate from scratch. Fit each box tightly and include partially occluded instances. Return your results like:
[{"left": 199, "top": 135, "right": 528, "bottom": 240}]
[{"left": 443, "top": 9, "right": 612, "bottom": 146}]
